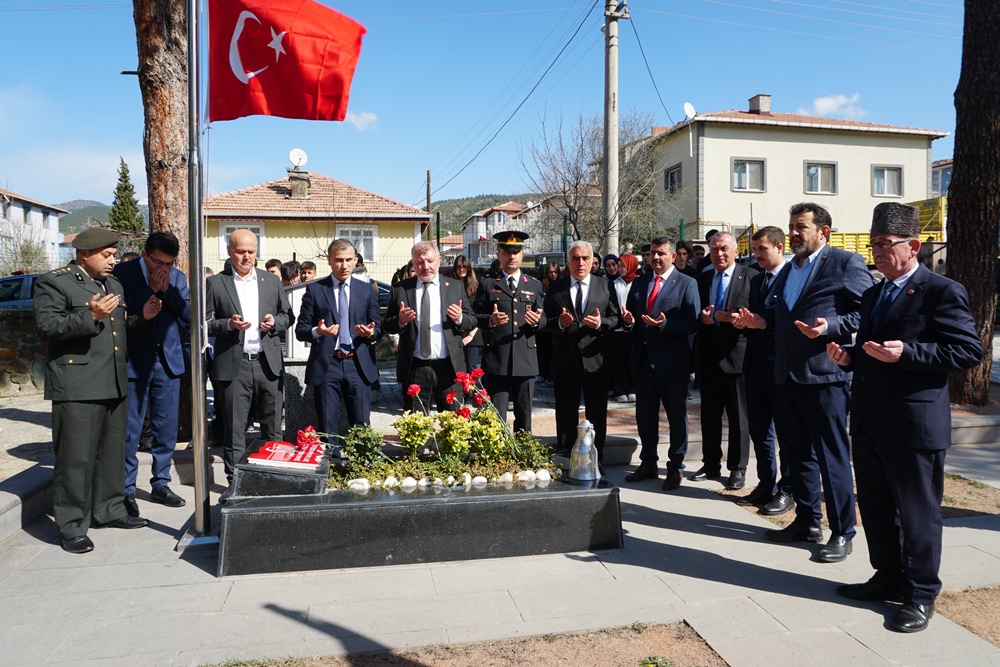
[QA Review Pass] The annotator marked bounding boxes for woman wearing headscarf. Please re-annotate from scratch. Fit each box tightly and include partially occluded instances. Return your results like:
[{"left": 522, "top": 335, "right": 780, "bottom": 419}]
[
  {"left": 604, "top": 253, "right": 621, "bottom": 281},
  {"left": 609, "top": 253, "right": 639, "bottom": 402}
]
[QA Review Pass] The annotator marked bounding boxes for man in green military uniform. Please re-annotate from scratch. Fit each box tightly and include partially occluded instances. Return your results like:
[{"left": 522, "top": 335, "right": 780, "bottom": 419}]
[
  {"left": 34, "top": 228, "right": 160, "bottom": 553},
  {"left": 473, "top": 230, "right": 546, "bottom": 432}
]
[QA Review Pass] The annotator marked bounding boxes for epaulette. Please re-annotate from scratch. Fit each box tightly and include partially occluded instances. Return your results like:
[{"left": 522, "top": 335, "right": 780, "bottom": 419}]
[{"left": 51, "top": 267, "right": 71, "bottom": 276}]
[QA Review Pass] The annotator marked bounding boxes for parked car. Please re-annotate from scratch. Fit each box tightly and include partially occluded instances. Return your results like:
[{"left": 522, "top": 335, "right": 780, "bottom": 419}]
[{"left": 0, "top": 272, "right": 41, "bottom": 311}]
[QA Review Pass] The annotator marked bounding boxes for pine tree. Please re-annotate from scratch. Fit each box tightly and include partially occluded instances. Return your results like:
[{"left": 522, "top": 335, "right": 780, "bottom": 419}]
[{"left": 109, "top": 157, "right": 145, "bottom": 234}]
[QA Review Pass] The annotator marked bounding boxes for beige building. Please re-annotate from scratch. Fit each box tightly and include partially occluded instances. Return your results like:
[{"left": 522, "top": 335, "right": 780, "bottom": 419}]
[
  {"left": 645, "top": 94, "right": 948, "bottom": 237},
  {"left": 203, "top": 168, "right": 430, "bottom": 283}
]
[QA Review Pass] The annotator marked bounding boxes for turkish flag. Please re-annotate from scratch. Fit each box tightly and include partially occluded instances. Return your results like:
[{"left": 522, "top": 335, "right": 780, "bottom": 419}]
[{"left": 208, "top": 0, "right": 366, "bottom": 122}]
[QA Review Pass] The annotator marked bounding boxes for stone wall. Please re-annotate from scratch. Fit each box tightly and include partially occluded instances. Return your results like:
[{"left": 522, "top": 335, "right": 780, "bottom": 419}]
[{"left": 0, "top": 312, "right": 45, "bottom": 396}]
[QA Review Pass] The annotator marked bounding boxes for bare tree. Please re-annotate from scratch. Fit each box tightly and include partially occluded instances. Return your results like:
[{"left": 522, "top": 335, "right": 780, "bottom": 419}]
[
  {"left": 0, "top": 212, "right": 55, "bottom": 275},
  {"left": 133, "top": 0, "right": 189, "bottom": 272},
  {"left": 947, "top": 0, "right": 1000, "bottom": 405}
]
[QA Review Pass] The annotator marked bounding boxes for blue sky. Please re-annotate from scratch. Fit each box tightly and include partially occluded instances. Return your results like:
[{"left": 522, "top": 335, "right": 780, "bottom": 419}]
[{"left": 1, "top": 0, "right": 963, "bottom": 211}]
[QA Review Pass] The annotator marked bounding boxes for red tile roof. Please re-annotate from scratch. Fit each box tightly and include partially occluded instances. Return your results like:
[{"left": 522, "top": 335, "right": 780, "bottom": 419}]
[
  {"left": 650, "top": 110, "right": 948, "bottom": 142},
  {"left": 0, "top": 187, "right": 70, "bottom": 214},
  {"left": 204, "top": 173, "right": 431, "bottom": 219}
]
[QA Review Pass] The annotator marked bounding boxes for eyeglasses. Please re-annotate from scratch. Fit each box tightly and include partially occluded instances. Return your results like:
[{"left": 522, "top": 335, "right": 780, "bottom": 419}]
[
  {"left": 866, "top": 238, "right": 914, "bottom": 250},
  {"left": 147, "top": 255, "right": 176, "bottom": 268}
]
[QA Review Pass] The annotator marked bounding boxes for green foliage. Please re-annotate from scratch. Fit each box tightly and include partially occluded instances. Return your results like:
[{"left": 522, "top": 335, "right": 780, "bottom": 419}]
[
  {"left": 391, "top": 410, "right": 436, "bottom": 457},
  {"left": 630, "top": 621, "right": 648, "bottom": 633},
  {"left": 430, "top": 193, "right": 534, "bottom": 232},
  {"left": 512, "top": 429, "right": 552, "bottom": 469},
  {"left": 108, "top": 157, "right": 145, "bottom": 235},
  {"left": 469, "top": 408, "right": 510, "bottom": 464},
  {"left": 641, "top": 657, "right": 674, "bottom": 667},
  {"left": 339, "top": 425, "right": 388, "bottom": 472},
  {"left": 436, "top": 411, "right": 473, "bottom": 457}
]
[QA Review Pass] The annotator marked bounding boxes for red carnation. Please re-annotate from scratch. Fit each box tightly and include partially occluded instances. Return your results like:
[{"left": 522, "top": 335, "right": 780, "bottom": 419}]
[
  {"left": 462, "top": 380, "right": 475, "bottom": 394},
  {"left": 445, "top": 390, "right": 458, "bottom": 405},
  {"left": 473, "top": 393, "right": 484, "bottom": 407},
  {"left": 457, "top": 406, "right": 471, "bottom": 419},
  {"left": 471, "top": 367, "right": 485, "bottom": 380},
  {"left": 477, "top": 389, "right": 490, "bottom": 403},
  {"left": 407, "top": 384, "right": 421, "bottom": 398}
]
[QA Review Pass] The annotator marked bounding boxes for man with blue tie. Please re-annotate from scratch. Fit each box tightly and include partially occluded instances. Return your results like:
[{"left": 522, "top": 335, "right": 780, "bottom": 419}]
[
  {"left": 295, "top": 239, "right": 382, "bottom": 437},
  {"left": 691, "top": 232, "right": 756, "bottom": 490},
  {"left": 827, "top": 203, "right": 982, "bottom": 632},
  {"left": 621, "top": 236, "right": 701, "bottom": 491},
  {"left": 763, "top": 203, "right": 873, "bottom": 564},
  {"left": 113, "top": 231, "right": 190, "bottom": 517}
]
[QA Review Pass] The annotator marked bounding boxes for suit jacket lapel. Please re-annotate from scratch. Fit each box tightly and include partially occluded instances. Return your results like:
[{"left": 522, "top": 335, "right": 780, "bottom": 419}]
[
  {"left": 872, "top": 268, "right": 926, "bottom": 331},
  {"left": 222, "top": 273, "right": 242, "bottom": 318},
  {"left": 795, "top": 245, "right": 833, "bottom": 307}
]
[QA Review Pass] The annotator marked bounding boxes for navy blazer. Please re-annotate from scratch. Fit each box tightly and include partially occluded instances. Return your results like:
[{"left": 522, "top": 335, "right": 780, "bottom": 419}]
[
  {"left": 383, "top": 275, "right": 473, "bottom": 383},
  {"left": 295, "top": 275, "right": 382, "bottom": 385},
  {"left": 542, "top": 275, "right": 621, "bottom": 375},
  {"left": 112, "top": 258, "right": 190, "bottom": 379},
  {"left": 745, "top": 267, "right": 781, "bottom": 379},
  {"left": 846, "top": 265, "right": 982, "bottom": 450},
  {"left": 697, "top": 264, "right": 757, "bottom": 375},
  {"left": 625, "top": 269, "right": 700, "bottom": 377},
  {"left": 771, "top": 245, "right": 873, "bottom": 385},
  {"left": 206, "top": 268, "right": 294, "bottom": 381}
]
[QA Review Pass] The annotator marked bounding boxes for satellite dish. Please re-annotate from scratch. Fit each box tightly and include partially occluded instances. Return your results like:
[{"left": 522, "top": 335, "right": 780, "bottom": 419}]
[
  {"left": 289, "top": 148, "right": 308, "bottom": 168},
  {"left": 683, "top": 102, "right": 696, "bottom": 120}
]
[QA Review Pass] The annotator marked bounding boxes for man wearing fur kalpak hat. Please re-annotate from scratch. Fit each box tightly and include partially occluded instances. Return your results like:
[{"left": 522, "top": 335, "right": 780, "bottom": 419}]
[{"left": 826, "top": 202, "right": 983, "bottom": 633}]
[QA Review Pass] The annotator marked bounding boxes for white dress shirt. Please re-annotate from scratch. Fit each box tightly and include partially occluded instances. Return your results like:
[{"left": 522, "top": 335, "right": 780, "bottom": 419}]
[
  {"left": 415, "top": 276, "right": 447, "bottom": 360},
  {"left": 232, "top": 269, "right": 261, "bottom": 354}
]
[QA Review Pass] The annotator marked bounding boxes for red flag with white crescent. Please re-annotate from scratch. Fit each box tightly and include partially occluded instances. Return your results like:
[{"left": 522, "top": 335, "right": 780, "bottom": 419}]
[{"left": 208, "top": 0, "right": 366, "bottom": 122}]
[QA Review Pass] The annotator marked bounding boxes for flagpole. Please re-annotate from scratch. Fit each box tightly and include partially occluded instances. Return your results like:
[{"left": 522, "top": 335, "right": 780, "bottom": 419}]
[{"left": 178, "top": 0, "right": 218, "bottom": 551}]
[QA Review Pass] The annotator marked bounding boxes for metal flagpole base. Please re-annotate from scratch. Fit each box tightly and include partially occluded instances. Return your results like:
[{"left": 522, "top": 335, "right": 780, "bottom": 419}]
[{"left": 176, "top": 529, "right": 220, "bottom": 553}]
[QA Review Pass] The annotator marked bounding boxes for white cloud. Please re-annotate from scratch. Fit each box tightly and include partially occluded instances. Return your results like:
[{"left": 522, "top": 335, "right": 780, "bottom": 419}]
[
  {"left": 0, "top": 147, "right": 146, "bottom": 205},
  {"left": 797, "top": 93, "right": 867, "bottom": 119},
  {"left": 345, "top": 111, "right": 378, "bottom": 131}
]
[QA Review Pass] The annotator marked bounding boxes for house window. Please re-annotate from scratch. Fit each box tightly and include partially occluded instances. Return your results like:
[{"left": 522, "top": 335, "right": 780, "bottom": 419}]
[
  {"left": 22, "top": 205, "right": 32, "bottom": 224},
  {"left": 335, "top": 224, "right": 378, "bottom": 262},
  {"left": 664, "top": 164, "right": 682, "bottom": 194},
  {"left": 732, "top": 159, "right": 765, "bottom": 192},
  {"left": 873, "top": 166, "right": 902, "bottom": 197},
  {"left": 218, "top": 223, "right": 265, "bottom": 260},
  {"left": 805, "top": 162, "right": 837, "bottom": 195}
]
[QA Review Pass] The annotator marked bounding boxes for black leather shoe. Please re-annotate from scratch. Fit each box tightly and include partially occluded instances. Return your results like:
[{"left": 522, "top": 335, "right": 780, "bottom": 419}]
[
  {"left": 95, "top": 515, "right": 148, "bottom": 529},
  {"left": 150, "top": 486, "right": 186, "bottom": 507},
  {"left": 725, "top": 470, "right": 746, "bottom": 490},
  {"left": 764, "top": 520, "right": 823, "bottom": 543},
  {"left": 736, "top": 486, "right": 773, "bottom": 506},
  {"left": 818, "top": 535, "right": 853, "bottom": 563},
  {"left": 892, "top": 603, "right": 934, "bottom": 633},
  {"left": 662, "top": 470, "right": 682, "bottom": 491},
  {"left": 760, "top": 491, "right": 794, "bottom": 516},
  {"left": 624, "top": 466, "right": 659, "bottom": 482},
  {"left": 688, "top": 466, "right": 721, "bottom": 482},
  {"left": 836, "top": 577, "right": 905, "bottom": 603},
  {"left": 61, "top": 535, "right": 94, "bottom": 554},
  {"left": 123, "top": 494, "right": 140, "bottom": 518}
]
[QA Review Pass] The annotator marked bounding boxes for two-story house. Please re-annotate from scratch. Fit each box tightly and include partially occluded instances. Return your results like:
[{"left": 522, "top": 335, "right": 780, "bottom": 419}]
[
  {"left": 0, "top": 188, "right": 66, "bottom": 269},
  {"left": 645, "top": 94, "right": 948, "bottom": 237}
]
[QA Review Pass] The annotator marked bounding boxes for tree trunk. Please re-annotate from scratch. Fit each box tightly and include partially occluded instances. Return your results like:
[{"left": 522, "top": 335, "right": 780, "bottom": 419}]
[
  {"left": 133, "top": 0, "right": 189, "bottom": 274},
  {"left": 948, "top": 0, "right": 1000, "bottom": 405}
]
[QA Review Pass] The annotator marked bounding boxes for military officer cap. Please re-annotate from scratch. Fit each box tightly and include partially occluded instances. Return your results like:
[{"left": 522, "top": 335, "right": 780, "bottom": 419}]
[
  {"left": 494, "top": 230, "right": 529, "bottom": 251},
  {"left": 871, "top": 202, "right": 920, "bottom": 238},
  {"left": 72, "top": 227, "right": 120, "bottom": 250}
]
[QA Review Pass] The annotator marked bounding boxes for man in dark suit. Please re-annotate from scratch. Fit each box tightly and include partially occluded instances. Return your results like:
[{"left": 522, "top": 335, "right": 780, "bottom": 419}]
[
  {"left": 763, "top": 203, "right": 874, "bottom": 564},
  {"left": 294, "top": 239, "right": 381, "bottom": 436},
  {"left": 473, "top": 231, "right": 546, "bottom": 432},
  {"left": 828, "top": 203, "right": 982, "bottom": 633},
  {"left": 34, "top": 228, "right": 158, "bottom": 553},
  {"left": 691, "top": 232, "right": 756, "bottom": 490},
  {"left": 732, "top": 226, "right": 794, "bottom": 515},
  {"left": 113, "top": 231, "right": 190, "bottom": 517},
  {"left": 543, "top": 240, "right": 621, "bottom": 471},
  {"left": 384, "top": 241, "right": 473, "bottom": 413},
  {"left": 206, "top": 228, "right": 294, "bottom": 499},
  {"left": 621, "top": 236, "right": 701, "bottom": 491}
]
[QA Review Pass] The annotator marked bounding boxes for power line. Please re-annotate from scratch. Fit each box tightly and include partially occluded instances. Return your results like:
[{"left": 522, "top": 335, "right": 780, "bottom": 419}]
[
  {"left": 829, "top": 0, "right": 963, "bottom": 20},
  {"left": 0, "top": 4, "right": 129, "bottom": 10},
  {"left": 359, "top": 8, "right": 592, "bottom": 23},
  {"left": 772, "top": 0, "right": 962, "bottom": 26},
  {"left": 628, "top": 14, "right": 676, "bottom": 127},
  {"left": 429, "top": 0, "right": 602, "bottom": 199},
  {"left": 631, "top": 6, "right": 959, "bottom": 54},
  {"left": 704, "top": 0, "right": 960, "bottom": 40}
]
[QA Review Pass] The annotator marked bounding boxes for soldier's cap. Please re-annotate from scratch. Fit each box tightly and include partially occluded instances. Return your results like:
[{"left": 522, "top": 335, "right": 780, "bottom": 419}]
[
  {"left": 871, "top": 202, "right": 919, "bottom": 239},
  {"left": 493, "top": 230, "right": 529, "bottom": 250},
  {"left": 72, "top": 227, "right": 120, "bottom": 251}
]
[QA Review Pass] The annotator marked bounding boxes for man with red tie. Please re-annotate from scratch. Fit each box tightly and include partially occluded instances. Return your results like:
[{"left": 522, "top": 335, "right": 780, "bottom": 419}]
[{"left": 620, "top": 236, "right": 701, "bottom": 491}]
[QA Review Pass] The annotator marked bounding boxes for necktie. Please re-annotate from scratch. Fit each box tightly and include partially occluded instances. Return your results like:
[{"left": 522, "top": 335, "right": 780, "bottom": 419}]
[
  {"left": 508, "top": 275, "right": 516, "bottom": 292},
  {"left": 337, "top": 281, "right": 352, "bottom": 352},
  {"left": 870, "top": 281, "right": 897, "bottom": 328},
  {"left": 575, "top": 280, "right": 584, "bottom": 319},
  {"left": 646, "top": 275, "right": 663, "bottom": 314},
  {"left": 714, "top": 271, "right": 727, "bottom": 328},
  {"left": 419, "top": 281, "right": 432, "bottom": 358},
  {"left": 761, "top": 272, "right": 772, "bottom": 298}
]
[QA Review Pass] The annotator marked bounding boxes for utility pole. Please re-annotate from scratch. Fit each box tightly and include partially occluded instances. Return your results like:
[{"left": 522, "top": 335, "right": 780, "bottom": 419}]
[
  {"left": 426, "top": 170, "right": 432, "bottom": 240},
  {"left": 603, "top": 0, "right": 628, "bottom": 255}
]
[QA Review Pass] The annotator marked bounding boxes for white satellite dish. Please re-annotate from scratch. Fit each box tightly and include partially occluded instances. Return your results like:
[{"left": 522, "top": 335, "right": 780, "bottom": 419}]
[
  {"left": 289, "top": 148, "right": 308, "bottom": 168},
  {"left": 683, "top": 102, "right": 696, "bottom": 120}
]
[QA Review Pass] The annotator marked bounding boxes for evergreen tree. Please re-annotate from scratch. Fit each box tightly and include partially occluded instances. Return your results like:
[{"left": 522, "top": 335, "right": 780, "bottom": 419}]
[{"left": 109, "top": 157, "right": 145, "bottom": 234}]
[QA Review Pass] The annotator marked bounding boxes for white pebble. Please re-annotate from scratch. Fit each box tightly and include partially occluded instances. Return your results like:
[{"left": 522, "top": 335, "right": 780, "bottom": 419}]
[
  {"left": 446, "top": 476, "right": 456, "bottom": 485},
  {"left": 472, "top": 475, "right": 488, "bottom": 486},
  {"left": 347, "top": 478, "right": 369, "bottom": 492},
  {"left": 417, "top": 477, "right": 431, "bottom": 487},
  {"left": 463, "top": 472, "right": 473, "bottom": 486},
  {"left": 536, "top": 469, "right": 551, "bottom": 481},
  {"left": 516, "top": 470, "right": 536, "bottom": 482},
  {"left": 383, "top": 475, "right": 398, "bottom": 488},
  {"left": 400, "top": 476, "right": 417, "bottom": 490},
  {"left": 498, "top": 472, "right": 514, "bottom": 483}
]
